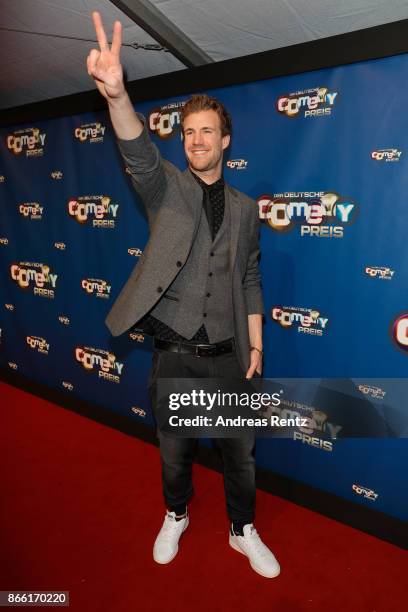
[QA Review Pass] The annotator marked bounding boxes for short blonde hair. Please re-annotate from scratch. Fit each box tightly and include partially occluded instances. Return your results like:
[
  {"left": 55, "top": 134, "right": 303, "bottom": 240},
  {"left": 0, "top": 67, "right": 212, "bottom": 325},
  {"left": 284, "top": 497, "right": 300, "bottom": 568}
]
[{"left": 180, "top": 94, "right": 232, "bottom": 137}]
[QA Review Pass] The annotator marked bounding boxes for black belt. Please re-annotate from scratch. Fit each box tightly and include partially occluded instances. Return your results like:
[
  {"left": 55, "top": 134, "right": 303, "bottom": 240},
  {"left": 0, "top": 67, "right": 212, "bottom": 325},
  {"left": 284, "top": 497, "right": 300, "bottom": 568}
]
[{"left": 154, "top": 337, "right": 235, "bottom": 357}]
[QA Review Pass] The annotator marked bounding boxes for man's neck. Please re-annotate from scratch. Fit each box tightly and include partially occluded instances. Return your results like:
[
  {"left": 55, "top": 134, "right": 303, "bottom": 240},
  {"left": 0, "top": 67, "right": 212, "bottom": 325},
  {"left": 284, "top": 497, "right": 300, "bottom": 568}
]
[{"left": 189, "top": 166, "right": 222, "bottom": 185}]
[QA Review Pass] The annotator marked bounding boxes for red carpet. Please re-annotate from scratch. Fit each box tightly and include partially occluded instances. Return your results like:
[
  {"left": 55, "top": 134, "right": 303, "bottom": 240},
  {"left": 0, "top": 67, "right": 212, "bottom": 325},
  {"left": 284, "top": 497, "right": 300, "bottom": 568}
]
[{"left": 1, "top": 381, "right": 406, "bottom": 612}]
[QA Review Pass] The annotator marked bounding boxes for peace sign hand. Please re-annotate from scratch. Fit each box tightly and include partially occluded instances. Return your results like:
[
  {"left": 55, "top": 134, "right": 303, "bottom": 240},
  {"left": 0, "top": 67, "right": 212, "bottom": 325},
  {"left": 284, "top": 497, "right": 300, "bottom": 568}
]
[{"left": 87, "top": 11, "right": 124, "bottom": 100}]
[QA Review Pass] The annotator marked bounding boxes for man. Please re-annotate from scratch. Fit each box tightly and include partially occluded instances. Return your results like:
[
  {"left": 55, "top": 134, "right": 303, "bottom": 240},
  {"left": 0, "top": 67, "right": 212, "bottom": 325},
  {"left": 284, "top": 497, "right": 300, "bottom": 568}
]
[{"left": 87, "top": 12, "right": 280, "bottom": 578}]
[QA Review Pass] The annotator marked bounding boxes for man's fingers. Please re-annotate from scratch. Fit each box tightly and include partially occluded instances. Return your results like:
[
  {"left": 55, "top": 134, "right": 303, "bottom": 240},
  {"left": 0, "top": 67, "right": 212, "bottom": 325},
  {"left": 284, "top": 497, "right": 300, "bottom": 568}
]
[
  {"left": 87, "top": 48, "right": 101, "bottom": 76},
  {"left": 92, "top": 11, "right": 109, "bottom": 52},
  {"left": 246, "top": 364, "right": 256, "bottom": 379},
  {"left": 111, "top": 20, "right": 122, "bottom": 56}
]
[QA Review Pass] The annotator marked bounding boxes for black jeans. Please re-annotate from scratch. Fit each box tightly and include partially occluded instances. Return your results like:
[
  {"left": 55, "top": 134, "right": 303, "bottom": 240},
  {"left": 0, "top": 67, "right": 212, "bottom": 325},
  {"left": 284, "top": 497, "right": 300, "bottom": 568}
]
[{"left": 149, "top": 347, "right": 256, "bottom": 525}]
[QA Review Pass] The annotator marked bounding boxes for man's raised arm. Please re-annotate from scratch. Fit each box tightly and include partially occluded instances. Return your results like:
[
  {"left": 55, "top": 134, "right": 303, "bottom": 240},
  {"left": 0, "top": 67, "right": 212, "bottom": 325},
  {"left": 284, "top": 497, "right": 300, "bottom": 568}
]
[
  {"left": 87, "top": 12, "right": 166, "bottom": 209},
  {"left": 87, "top": 11, "right": 142, "bottom": 141}
]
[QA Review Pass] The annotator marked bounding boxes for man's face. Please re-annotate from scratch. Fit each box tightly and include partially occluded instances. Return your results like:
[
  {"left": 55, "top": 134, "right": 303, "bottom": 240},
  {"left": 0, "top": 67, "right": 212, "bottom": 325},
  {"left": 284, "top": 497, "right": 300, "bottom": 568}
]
[{"left": 183, "top": 109, "right": 230, "bottom": 178}]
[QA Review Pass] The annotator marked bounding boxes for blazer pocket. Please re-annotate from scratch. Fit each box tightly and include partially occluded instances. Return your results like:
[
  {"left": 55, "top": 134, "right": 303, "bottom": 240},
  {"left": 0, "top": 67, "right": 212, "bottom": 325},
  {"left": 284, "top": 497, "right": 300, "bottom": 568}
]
[{"left": 163, "top": 292, "right": 179, "bottom": 302}]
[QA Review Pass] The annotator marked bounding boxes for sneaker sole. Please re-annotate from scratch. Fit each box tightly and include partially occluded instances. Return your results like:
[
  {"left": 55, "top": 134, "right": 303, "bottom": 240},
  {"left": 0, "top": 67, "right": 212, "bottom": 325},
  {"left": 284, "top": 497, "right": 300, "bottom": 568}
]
[
  {"left": 153, "top": 517, "right": 189, "bottom": 565},
  {"left": 229, "top": 537, "right": 281, "bottom": 579}
]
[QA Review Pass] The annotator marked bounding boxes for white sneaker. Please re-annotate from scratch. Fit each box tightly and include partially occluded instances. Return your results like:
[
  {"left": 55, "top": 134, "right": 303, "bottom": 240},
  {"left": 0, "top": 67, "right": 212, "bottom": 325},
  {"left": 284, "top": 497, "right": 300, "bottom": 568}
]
[
  {"left": 229, "top": 524, "right": 280, "bottom": 578},
  {"left": 153, "top": 510, "right": 189, "bottom": 564}
]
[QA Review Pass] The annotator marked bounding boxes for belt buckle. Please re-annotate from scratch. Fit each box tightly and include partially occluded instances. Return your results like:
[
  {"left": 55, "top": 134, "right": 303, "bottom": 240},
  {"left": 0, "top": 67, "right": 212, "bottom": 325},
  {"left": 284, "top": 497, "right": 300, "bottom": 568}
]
[{"left": 195, "top": 344, "right": 216, "bottom": 357}]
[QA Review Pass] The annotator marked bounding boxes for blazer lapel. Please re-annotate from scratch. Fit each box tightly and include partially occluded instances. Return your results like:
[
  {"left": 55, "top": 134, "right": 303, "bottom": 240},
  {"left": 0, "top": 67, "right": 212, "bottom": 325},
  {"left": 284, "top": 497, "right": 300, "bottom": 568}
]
[
  {"left": 227, "top": 184, "right": 242, "bottom": 270},
  {"left": 181, "top": 168, "right": 204, "bottom": 234}
]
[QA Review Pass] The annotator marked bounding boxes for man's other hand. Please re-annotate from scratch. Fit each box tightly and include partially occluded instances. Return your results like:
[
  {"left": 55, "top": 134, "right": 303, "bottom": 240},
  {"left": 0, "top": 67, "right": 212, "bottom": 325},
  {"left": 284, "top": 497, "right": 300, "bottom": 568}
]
[{"left": 245, "top": 348, "right": 262, "bottom": 379}]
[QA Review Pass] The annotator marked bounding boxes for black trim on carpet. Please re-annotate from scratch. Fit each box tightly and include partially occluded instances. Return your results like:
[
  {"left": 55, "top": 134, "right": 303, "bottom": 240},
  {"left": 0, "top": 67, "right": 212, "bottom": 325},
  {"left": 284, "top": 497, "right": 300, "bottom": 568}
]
[
  {"left": 1, "top": 368, "right": 406, "bottom": 550},
  {"left": 1, "top": 18, "right": 408, "bottom": 126}
]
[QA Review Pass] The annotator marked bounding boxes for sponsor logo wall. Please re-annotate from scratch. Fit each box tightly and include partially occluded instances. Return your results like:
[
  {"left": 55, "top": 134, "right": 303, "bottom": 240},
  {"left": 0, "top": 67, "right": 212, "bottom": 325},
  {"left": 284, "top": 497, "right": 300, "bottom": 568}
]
[{"left": 1, "top": 54, "right": 407, "bottom": 523}]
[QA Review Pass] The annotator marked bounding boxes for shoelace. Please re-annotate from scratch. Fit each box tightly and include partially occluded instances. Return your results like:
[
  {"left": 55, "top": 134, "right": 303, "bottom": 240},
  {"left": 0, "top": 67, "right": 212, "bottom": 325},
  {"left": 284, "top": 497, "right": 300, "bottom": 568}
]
[
  {"left": 243, "top": 528, "right": 272, "bottom": 560},
  {"left": 160, "top": 514, "right": 186, "bottom": 542}
]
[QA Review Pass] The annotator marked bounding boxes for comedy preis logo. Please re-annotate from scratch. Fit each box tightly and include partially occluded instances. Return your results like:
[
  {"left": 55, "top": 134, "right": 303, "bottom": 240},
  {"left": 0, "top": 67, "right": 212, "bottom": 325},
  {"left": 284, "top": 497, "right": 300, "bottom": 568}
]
[
  {"left": 357, "top": 385, "right": 386, "bottom": 400},
  {"left": 268, "top": 398, "right": 341, "bottom": 451},
  {"left": 26, "top": 335, "right": 49, "bottom": 355},
  {"left": 148, "top": 101, "right": 184, "bottom": 138},
  {"left": 81, "top": 278, "right": 111, "bottom": 299},
  {"left": 352, "top": 484, "right": 378, "bottom": 501},
  {"left": 257, "top": 191, "right": 357, "bottom": 238},
  {"left": 129, "top": 332, "right": 145, "bottom": 343},
  {"left": 68, "top": 195, "right": 118, "bottom": 228},
  {"left": 128, "top": 247, "right": 143, "bottom": 257},
  {"left": 10, "top": 262, "right": 57, "bottom": 299},
  {"left": 276, "top": 87, "right": 338, "bottom": 118},
  {"left": 6, "top": 127, "right": 46, "bottom": 156},
  {"left": 74, "top": 122, "right": 106, "bottom": 144},
  {"left": 391, "top": 313, "right": 408, "bottom": 352},
  {"left": 18, "top": 202, "right": 43, "bottom": 220},
  {"left": 272, "top": 306, "right": 328, "bottom": 337},
  {"left": 226, "top": 159, "right": 248, "bottom": 170},
  {"left": 371, "top": 148, "right": 402, "bottom": 162},
  {"left": 75, "top": 346, "right": 124, "bottom": 383},
  {"left": 365, "top": 266, "right": 394, "bottom": 280}
]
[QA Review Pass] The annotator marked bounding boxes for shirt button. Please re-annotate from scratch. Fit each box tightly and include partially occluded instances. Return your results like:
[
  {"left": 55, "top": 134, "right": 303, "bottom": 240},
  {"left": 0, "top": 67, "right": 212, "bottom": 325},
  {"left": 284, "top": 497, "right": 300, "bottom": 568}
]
[
  {"left": 208, "top": 272, "right": 213, "bottom": 277},
  {"left": 176, "top": 261, "right": 182, "bottom": 267},
  {"left": 206, "top": 292, "right": 211, "bottom": 297},
  {"left": 203, "top": 313, "right": 207, "bottom": 317},
  {"left": 157, "top": 286, "right": 163, "bottom": 293}
]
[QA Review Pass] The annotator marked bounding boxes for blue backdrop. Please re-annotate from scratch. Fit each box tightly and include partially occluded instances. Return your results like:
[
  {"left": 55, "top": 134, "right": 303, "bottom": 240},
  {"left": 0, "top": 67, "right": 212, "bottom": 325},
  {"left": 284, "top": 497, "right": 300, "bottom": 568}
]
[{"left": 1, "top": 53, "right": 407, "bottom": 522}]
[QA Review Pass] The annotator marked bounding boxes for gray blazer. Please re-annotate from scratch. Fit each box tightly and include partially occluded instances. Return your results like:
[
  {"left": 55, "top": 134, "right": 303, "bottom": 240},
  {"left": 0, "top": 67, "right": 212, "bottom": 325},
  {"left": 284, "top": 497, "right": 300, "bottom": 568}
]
[{"left": 105, "top": 115, "right": 264, "bottom": 371}]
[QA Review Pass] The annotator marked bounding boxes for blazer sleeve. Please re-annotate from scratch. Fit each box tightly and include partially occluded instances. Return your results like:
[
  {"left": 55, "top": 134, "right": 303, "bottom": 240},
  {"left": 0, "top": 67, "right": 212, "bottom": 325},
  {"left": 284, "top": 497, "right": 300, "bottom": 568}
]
[
  {"left": 116, "top": 112, "right": 167, "bottom": 210},
  {"left": 242, "top": 205, "right": 265, "bottom": 315}
]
